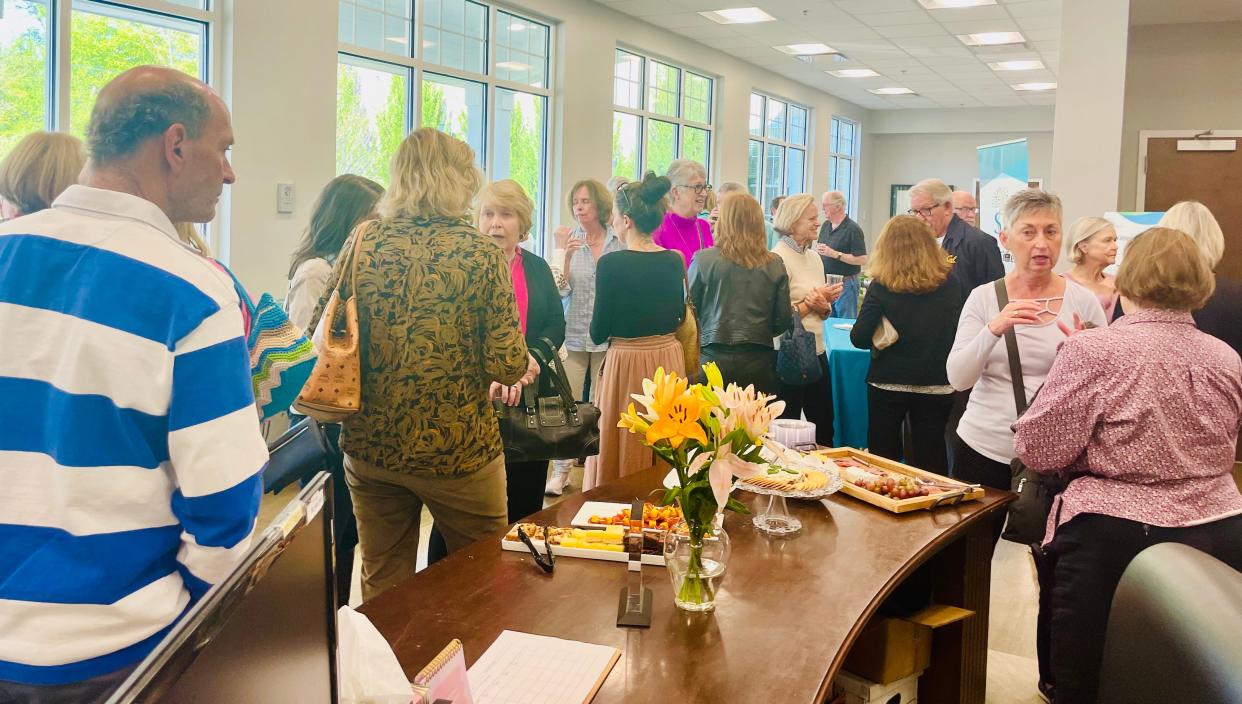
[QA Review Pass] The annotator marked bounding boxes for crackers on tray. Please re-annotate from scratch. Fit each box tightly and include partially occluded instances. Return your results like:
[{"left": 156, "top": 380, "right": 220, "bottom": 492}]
[{"left": 741, "top": 468, "right": 829, "bottom": 492}]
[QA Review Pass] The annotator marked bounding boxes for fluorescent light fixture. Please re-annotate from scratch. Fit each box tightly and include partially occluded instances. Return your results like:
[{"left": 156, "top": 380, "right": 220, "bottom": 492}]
[
  {"left": 496, "top": 61, "right": 531, "bottom": 71},
  {"left": 869, "top": 87, "right": 916, "bottom": 95},
  {"left": 774, "top": 43, "right": 838, "bottom": 56},
  {"left": 918, "top": 0, "right": 996, "bottom": 8},
  {"left": 988, "top": 59, "right": 1044, "bottom": 71},
  {"left": 957, "top": 31, "right": 1025, "bottom": 46},
  {"left": 699, "top": 7, "right": 776, "bottom": 24},
  {"left": 829, "top": 68, "right": 879, "bottom": 78},
  {"left": 1012, "top": 82, "right": 1056, "bottom": 91}
]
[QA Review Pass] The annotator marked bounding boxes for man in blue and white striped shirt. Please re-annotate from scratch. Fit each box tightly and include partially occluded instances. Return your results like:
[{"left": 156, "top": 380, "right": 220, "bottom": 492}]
[{"left": 0, "top": 66, "right": 268, "bottom": 701}]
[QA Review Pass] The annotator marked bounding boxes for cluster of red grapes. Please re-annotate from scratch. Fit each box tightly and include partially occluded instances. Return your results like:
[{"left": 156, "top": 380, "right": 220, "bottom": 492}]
[{"left": 854, "top": 475, "right": 930, "bottom": 500}]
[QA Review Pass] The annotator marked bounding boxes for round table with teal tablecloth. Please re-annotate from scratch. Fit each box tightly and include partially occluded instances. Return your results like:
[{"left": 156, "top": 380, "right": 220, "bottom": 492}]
[{"left": 823, "top": 318, "right": 870, "bottom": 448}]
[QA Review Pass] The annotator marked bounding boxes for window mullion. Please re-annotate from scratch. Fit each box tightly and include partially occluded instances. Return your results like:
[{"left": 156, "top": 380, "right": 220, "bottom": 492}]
[{"left": 53, "top": 0, "right": 72, "bottom": 132}]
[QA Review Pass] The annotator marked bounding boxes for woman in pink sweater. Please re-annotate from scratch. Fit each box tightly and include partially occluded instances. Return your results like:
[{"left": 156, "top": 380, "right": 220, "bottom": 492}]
[
  {"left": 1013, "top": 227, "right": 1242, "bottom": 704},
  {"left": 652, "top": 158, "right": 713, "bottom": 268}
]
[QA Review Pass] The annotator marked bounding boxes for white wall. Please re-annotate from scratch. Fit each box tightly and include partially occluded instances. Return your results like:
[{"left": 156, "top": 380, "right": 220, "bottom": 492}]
[
  {"left": 864, "top": 130, "right": 1053, "bottom": 245},
  {"left": 220, "top": 0, "right": 338, "bottom": 296},
  {"left": 1119, "top": 21, "right": 1242, "bottom": 210}
]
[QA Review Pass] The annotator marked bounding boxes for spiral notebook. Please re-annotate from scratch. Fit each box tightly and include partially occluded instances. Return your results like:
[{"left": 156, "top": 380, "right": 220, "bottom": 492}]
[
  {"left": 467, "top": 631, "right": 621, "bottom": 704},
  {"left": 412, "top": 639, "right": 473, "bottom": 704}
]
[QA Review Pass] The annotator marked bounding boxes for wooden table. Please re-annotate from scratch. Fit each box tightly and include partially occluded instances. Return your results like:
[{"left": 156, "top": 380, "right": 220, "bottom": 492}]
[{"left": 359, "top": 466, "right": 1013, "bottom": 703}]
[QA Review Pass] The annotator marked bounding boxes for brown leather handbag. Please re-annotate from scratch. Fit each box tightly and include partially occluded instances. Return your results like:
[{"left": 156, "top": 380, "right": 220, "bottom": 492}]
[
  {"left": 292, "top": 222, "right": 370, "bottom": 422},
  {"left": 675, "top": 267, "right": 700, "bottom": 376}
]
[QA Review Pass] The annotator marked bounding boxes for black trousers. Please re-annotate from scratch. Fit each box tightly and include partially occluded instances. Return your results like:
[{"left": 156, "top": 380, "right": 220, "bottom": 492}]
[
  {"left": 701, "top": 343, "right": 779, "bottom": 397},
  {"left": 427, "top": 459, "right": 548, "bottom": 566},
  {"left": 778, "top": 353, "right": 834, "bottom": 447},
  {"left": 944, "top": 389, "right": 971, "bottom": 472},
  {"left": 866, "top": 386, "right": 953, "bottom": 475},
  {"left": 950, "top": 433, "right": 1010, "bottom": 546},
  {"left": 1046, "top": 513, "right": 1242, "bottom": 704}
]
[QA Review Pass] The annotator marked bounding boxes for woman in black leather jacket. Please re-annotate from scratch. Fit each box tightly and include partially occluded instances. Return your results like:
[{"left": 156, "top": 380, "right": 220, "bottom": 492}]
[{"left": 688, "top": 193, "right": 792, "bottom": 394}]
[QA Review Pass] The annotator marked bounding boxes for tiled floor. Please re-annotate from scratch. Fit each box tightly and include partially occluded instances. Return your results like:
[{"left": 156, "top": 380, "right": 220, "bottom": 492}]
[{"left": 255, "top": 464, "right": 1044, "bottom": 701}]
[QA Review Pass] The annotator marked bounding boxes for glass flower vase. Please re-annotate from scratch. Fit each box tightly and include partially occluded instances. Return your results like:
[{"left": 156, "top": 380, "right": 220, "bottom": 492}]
[{"left": 664, "top": 515, "right": 731, "bottom": 612}]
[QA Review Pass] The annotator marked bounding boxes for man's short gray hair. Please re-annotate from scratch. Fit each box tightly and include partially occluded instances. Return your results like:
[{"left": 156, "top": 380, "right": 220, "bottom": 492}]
[
  {"left": 87, "top": 78, "right": 211, "bottom": 164},
  {"left": 909, "top": 178, "right": 952, "bottom": 206},
  {"left": 824, "top": 190, "right": 846, "bottom": 210},
  {"left": 666, "top": 158, "right": 707, "bottom": 186},
  {"left": 1002, "top": 189, "right": 1062, "bottom": 230},
  {"left": 717, "top": 181, "right": 745, "bottom": 195}
]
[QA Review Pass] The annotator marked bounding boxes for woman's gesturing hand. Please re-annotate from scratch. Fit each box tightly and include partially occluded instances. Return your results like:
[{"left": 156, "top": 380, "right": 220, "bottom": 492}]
[{"left": 987, "top": 300, "right": 1043, "bottom": 336}]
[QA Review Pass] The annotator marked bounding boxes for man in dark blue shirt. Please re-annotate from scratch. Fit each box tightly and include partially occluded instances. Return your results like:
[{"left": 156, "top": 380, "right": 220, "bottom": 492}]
[{"left": 815, "top": 190, "right": 867, "bottom": 318}]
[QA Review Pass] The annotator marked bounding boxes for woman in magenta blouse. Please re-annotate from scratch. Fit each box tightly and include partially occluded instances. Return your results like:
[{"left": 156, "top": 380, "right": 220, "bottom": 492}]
[
  {"left": 653, "top": 158, "right": 713, "bottom": 268},
  {"left": 1013, "top": 227, "right": 1242, "bottom": 704}
]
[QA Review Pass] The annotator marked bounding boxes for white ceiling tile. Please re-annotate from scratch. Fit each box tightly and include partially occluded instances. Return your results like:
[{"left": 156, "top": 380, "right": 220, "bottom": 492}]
[
  {"left": 811, "top": 26, "right": 886, "bottom": 42},
  {"left": 655, "top": 12, "right": 710, "bottom": 29},
  {"left": 926, "top": 4, "right": 1011, "bottom": 21},
  {"left": 860, "top": 10, "right": 938, "bottom": 27},
  {"left": 937, "top": 17, "right": 1022, "bottom": 34},
  {"left": 1022, "top": 93, "right": 1057, "bottom": 106},
  {"left": 1032, "top": 40, "right": 1059, "bottom": 52},
  {"left": 1002, "top": 0, "right": 1060, "bottom": 18},
  {"left": 876, "top": 24, "right": 950, "bottom": 39},
  {"left": 835, "top": 0, "right": 922, "bottom": 14},
  {"left": 1014, "top": 14, "right": 1060, "bottom": 30},
  {"left": 1020, "top": 26, "right": 1058, "bottom": 41},
  {"left": 605, "top": 0, "right": 686, "bottom": 15},
  {"left": 890, "top": 34, "right": 966, "bottom": 49}
]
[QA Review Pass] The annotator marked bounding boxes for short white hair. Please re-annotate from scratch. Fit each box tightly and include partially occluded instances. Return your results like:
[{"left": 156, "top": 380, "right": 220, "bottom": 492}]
[
  {"left": 910, "top": 178, "right": 952, "bottom": 206},
  {"left": 1001, "top": 189, "right": 1062, "bottom": 231},
  {"left": 823, "top": 190, "right": 846, "bottom": 210},
  {"left": 1159, "top": 201, "right": 1224, "bottom": 269},
  {"left": 666, "top": 158, "right": 707, "bottom": 186},
  {"left": 717, "top": 181, "right": 745, "bottom": 195},
  {"left": 1065, "top": 217, "right": 1113, "bottom": 264}
]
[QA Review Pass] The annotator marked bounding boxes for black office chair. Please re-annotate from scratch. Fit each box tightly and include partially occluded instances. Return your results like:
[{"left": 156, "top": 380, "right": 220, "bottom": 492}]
[
  {"left": 1097, "top": 542, "right": 1242, "bottom": 704},
  {"left": 263, "top": 417, "right": 334, "bottom": 494}
]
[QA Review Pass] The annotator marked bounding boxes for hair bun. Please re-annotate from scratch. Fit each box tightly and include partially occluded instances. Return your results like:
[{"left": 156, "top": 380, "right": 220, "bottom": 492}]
[{"left": 636, "top": 172, "right": 672, "bottom": 204}]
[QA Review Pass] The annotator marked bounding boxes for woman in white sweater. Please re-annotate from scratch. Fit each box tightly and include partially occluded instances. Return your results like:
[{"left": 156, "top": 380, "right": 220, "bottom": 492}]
[
  {"left": 286, "top": 174, "right": 384, "bottom": 331},
  {"left": 948, "top": 190, "right": 1106, "bottom": 493},
  {"left": 771, "top": 193, "right": 843, "bottom": 446}
]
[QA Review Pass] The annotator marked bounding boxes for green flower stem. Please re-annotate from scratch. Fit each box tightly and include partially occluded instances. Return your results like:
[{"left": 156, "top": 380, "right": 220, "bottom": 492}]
[{"left": 677, "top": 522, "right": 712, "bottom": 606}]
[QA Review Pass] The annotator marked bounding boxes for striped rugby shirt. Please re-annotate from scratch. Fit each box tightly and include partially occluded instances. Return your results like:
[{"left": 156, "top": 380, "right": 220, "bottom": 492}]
[{"left": 0, "top": 185, "right": 268, "bottom": 686}]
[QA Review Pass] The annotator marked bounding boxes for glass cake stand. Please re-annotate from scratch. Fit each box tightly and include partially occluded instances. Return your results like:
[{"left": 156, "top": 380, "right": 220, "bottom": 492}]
[{"left": 734, "top": 475, "right": 843, "bottom": 536}]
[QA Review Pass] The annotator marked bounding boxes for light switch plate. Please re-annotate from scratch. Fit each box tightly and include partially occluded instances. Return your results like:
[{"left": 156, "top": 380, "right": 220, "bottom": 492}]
[{"left": 276, "top": 182, "right": 295, "bottom": 214}]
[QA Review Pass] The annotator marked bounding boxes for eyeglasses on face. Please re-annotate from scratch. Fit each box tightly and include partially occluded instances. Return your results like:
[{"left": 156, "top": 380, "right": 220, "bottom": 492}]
[
  {"left": 955, "top": 206, "right": 979, "bottom": 214},
  {"left": 907, "top": 205, "right": 938, "bottom": 218},
  {"left": 678, "top": 183, "right": 712, "bottom": 195}
]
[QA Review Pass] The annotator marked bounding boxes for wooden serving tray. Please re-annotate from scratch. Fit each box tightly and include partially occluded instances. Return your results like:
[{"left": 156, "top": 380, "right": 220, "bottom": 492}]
[{"left": 811, "top": 447, "right": 984, "bottom": 513}]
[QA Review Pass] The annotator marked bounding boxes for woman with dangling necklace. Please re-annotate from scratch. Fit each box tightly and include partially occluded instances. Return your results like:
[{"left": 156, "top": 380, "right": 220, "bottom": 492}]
[
  {"left": 583, "top": 172, "right": 687, "bottom": 490},
  {"left": 653, "top": 158, "right": 714, "bottom": 270},
  {"left": 948, "top": 190, "right": 1107, "bottom": 501}
]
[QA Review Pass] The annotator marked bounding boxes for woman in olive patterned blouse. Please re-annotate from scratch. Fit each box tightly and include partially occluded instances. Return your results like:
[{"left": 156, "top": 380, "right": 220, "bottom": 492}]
[{"left": 311, "top": 128, "right": 536, "bottom": 601}]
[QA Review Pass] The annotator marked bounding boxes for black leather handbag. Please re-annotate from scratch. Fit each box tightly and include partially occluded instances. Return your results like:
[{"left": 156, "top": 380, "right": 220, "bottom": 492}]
[
  {"left": 262, "top": 417, "right": 334, "bottom": 494},
  {"left": 996, "top": 280, "right": 1072, "bottom": 545},
  {"left": 495, "top": 338, "right": 600, "bottom": 463}
]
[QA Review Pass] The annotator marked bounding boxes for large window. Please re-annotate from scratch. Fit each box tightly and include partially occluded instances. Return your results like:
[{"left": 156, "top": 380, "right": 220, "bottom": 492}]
[
  {"left": 747, "top": 93, "right": 808, "bottom": 211},
  {"left": 337, "top": 0, "right": 552, "bottom": 250},
  {"left": 0, "top": 0, "right": 212, "bottom": 158},
  {"left": 829, "top": 116, "right": 859, "bottom": 218},
  {"left": 611, "top": 49, "right": 714, "bottom": 180}
]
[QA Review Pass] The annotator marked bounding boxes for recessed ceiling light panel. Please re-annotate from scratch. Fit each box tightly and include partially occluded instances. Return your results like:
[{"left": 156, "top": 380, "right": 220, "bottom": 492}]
[
  {"left": 829, "top": 69, "right": 879, "bottom": 78},
  {"left": 699, "top": 7, "right": 776, "bottom": 24},
  {"left": 1012, "top": 82, "right": 1056, "bottom": 91},
  {"left": 869, "top": 87, "right": 916, "bottom": 95},
  {"left": 918, "top": 0, "right": 997, "bottom": 8},
  {"left": 774, "top": 43, "right": 838, "bottom": 56},
  {"left": 957, "top": 31, "right": 1026, "bottom": 46},
  {"left": 988, "top": 59, "right": 1045, "bottom": 71}
]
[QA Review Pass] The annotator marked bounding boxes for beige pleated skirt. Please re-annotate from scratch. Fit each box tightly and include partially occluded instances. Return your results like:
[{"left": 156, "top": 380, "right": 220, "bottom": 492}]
[{"left": 583, "top": 334, "right": 685, "bottom": 491}]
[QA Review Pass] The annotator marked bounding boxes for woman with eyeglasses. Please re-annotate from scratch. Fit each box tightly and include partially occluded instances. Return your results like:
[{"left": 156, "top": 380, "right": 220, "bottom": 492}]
[
  {"left": 653, "top": 158, "right": 713, "bottom": 269},
  {"left": 583, "top": 172, "right": 687, "bottom": 490}
]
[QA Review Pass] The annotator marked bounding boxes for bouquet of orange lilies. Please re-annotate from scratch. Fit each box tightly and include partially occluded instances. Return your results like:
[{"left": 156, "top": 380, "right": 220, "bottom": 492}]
[{"left": 619, "top": 363, "right": 786, "bottom": 608}]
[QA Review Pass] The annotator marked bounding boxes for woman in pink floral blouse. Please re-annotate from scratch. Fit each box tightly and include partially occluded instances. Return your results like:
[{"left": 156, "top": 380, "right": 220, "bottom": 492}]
[{"left": 1013, "top": 227, "right": 1242, "bottom": 704}]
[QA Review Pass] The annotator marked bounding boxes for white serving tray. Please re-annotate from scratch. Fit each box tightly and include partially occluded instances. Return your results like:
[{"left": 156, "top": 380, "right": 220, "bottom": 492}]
[
  {"left": 500, "top": 538, "right": 666, "bottom": 567},
  {"left": 569, "top": 501, "right": 632, "bottom": 528}
]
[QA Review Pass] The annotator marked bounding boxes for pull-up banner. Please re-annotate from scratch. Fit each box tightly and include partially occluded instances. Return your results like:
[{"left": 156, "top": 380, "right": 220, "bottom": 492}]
[{"left": 977, "top": 138, "right": 1029, "bottom": 268}]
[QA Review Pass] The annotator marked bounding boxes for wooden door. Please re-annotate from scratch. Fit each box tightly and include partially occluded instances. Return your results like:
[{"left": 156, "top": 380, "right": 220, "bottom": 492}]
[{"left": 1143, "top": 137, "right": 1242, "bottom": 280}]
